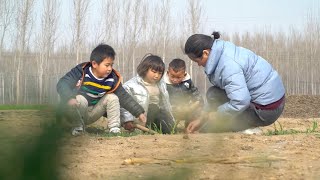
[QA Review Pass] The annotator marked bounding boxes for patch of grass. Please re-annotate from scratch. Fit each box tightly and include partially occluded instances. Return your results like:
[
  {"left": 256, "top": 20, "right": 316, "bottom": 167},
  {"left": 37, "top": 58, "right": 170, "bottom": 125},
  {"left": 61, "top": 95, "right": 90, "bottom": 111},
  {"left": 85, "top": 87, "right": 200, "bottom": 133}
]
[
  {"left": 85, "top": 127, "right": 148, "bottom": 137},
  {"left": 0, "top": 104, "right": 51, "bottom": 110},
  {"left": 171, "top": 120, "right": 185, "bottom": 134},
  {"left": 149, "top": 123, "right": 163, "bottom": 134},
  {"left": 100, "top": 130, "right": 145, "bottom": 137},
  {"left": 265, "top": 121, "right": 319, "bottom": 136},
  {"left": 306, "top": 121, "right": 318, "bottom": 133}
]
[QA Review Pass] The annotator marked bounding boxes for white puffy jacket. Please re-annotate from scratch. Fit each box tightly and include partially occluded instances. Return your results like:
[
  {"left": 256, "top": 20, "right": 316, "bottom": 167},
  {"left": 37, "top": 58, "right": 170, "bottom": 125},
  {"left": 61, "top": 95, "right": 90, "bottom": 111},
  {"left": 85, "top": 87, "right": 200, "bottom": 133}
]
[{"left": 120, "top": 75, "right": 175, "bottom": 123}]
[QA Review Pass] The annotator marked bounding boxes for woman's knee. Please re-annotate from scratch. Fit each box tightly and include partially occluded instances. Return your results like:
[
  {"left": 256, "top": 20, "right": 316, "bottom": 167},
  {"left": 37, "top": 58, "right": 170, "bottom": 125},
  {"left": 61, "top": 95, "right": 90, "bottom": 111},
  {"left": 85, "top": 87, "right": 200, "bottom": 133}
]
[
  {"left": 206, "top": 86, "right": 228, "bottom": 108},
  {"left": 256, "top": 103, "right": 285, "bottom": 127},
  {"left": 258, "top": 113, "right": 281, "bottom": 126}
]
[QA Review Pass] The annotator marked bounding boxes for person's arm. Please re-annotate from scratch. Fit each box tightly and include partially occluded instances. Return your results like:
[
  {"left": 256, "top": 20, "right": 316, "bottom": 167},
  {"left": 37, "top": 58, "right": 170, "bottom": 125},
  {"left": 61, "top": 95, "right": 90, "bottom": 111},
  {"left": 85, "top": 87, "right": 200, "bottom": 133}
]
[
  {"left": 116, "top": 83, "right": 146, "bottom": 129},
  {"left": 218, "top": 70, "right": 251, "bottom": 118},
  {"left": 56, "top": 65, "right": 83, "bottom": 103},
  {"left": 114, "top": 83, "right": 145, "bottom": 118},
  {"left": 186, "top": 111, "right": 215, "bottom": 133}
]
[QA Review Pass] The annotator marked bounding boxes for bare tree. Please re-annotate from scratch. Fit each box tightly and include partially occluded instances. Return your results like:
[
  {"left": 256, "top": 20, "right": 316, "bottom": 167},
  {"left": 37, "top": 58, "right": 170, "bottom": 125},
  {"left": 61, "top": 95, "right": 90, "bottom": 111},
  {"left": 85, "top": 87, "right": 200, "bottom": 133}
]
[
  {"left": 0, "top": 0, "right": 15, "bottom": 55},
  {"left": 101, "top": 0, "right": 119, "bottom": 45},
  {"left": 92, "top": 0, "right": 117, "bottom": 46},
  {"left": 128, "top": 0, "right": 147, "bottom": 77},
  {"left": 157, "top": 0, "right": 171, "bottom": 62},
  {"left": 231, "top": 32, "right": 241, "bottom": 45},
  {"left": 14, "top": 0, "right": 35, "bottom": 104},
  {"left": 144, "top": 0, "right": 171, "bottom": 62},
  {"left": 185, "top": 0, "right": 204, "bottom": 91},
  {"left": 71, "top": 0, "right": 90, "bottom": 64},
  {"left": 15, "top": 0, "right": 35, "bottom": 53},
  {"left": 183, "top": 0, "right": 203, "bottom": 78},
  {"left": 187, "top": 0, "right": 203, "bottom": 34},
  {"left": 304, "top": 13, "right": 320, "bottom": 95},
  {"left": 35, "top": 0, "right": 60, "bottom": 103},
  {"left": 118, "top": 0, "right": 147, "bottom": 79},
  {"left": 145, "top": 4, "right": 160, "bottom": 54},
  {"left": 119, "top": 0, "right": 131, "bottom": 78}
]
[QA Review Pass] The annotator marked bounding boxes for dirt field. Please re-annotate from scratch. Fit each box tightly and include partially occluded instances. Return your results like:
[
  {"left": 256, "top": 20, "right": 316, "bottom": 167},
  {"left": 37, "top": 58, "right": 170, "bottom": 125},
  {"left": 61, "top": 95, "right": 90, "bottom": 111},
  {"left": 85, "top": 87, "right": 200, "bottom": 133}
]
[{"left": 1, "top": 95, "right": 320, "bottom": 179}]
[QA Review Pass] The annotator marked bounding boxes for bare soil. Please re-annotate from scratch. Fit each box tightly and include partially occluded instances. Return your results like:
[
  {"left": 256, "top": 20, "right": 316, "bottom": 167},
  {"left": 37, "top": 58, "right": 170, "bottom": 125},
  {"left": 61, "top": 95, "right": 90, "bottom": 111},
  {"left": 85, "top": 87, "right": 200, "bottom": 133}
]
[{"left": 1, "top": 95, "right": 320, "bottom": 179}]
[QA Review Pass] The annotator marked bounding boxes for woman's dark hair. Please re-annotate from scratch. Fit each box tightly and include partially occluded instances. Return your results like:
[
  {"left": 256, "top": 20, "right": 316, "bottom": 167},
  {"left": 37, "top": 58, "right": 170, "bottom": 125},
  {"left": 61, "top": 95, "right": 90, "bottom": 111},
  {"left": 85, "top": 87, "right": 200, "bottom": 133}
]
[
  {"left": 137, "top": 54, "right": 165, "bottom": 78},
  {"left": 184, "top": 31, "right": 220, "bottom": 58}
]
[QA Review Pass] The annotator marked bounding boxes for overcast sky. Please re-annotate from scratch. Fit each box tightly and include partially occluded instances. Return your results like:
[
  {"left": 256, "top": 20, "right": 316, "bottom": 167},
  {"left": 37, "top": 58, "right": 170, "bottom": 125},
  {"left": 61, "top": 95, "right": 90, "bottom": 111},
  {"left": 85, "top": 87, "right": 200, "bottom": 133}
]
[
  {"left": 56, "top": 0, "right": 319, "bottom": 31},
  {"left": 174, "top": 0, "right": 320, "bottom": 34},
  {"left": 54, "top": 0, "right": 320, "bottom": 35},
  {"left": 24, "top": 0, "right": 320, "bottom": 50}
]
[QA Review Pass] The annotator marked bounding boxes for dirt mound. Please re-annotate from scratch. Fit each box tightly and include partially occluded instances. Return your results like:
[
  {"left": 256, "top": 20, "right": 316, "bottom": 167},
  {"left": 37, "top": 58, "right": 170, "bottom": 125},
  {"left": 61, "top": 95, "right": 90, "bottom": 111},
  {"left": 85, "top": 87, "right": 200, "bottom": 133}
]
[{"left": 282, "top": 95, "right": 320, "bottom": 118}]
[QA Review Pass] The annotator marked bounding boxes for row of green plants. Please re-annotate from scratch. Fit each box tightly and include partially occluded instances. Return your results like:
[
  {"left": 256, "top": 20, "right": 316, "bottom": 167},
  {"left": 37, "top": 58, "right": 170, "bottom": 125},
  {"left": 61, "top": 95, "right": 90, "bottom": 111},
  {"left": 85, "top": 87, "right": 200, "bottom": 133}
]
[
  {"left": 264, "top": 121, "right": 319, "bottom": 136},
  {"left": 1, "top": 106, "right": 319, "bottom": 179},
  {"left": 96, "top": 120, "right": 320, "bottom": 137},
  {"left": 0, "top": 104, "right": 51, "bottom": 110},
  {"left": 1, "top": 105, "right": 319, "bottom": 137}
]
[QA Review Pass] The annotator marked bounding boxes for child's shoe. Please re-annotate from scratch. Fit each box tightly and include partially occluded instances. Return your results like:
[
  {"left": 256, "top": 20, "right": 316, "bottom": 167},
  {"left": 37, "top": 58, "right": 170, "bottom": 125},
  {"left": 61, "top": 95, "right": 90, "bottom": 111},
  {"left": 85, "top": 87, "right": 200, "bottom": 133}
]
[
  {"left": 109, "top": 127, "right": 121, "bottom": 134},
  {"left": 71, "top": 126, "right": 84, "bottom": 136},
  {"left": 241, "top": 127, "right": 263, "bottom": 135}
]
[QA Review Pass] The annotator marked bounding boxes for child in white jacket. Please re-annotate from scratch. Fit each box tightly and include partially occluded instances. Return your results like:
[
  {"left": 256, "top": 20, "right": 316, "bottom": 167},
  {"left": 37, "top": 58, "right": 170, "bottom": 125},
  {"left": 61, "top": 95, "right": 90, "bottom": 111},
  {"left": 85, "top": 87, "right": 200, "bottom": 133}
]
[{"left": 120, "top": 54, "right": 175, "bottom": 134}]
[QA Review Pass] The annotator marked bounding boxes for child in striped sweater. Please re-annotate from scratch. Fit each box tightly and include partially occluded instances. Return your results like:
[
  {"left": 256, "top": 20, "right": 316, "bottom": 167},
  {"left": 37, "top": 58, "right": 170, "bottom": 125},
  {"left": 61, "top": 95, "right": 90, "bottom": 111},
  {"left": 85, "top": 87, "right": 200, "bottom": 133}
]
[{"left": 57, "top": 44, "right": 146, "bottom": 135}]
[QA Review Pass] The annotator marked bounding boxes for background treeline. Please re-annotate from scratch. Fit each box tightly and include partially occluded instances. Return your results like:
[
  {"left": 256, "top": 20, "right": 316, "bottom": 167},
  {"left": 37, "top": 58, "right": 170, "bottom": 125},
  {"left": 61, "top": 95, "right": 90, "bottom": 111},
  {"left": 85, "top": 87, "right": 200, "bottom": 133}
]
[{"left": 0, "top": 0, "right": 319, "bottom": 105}]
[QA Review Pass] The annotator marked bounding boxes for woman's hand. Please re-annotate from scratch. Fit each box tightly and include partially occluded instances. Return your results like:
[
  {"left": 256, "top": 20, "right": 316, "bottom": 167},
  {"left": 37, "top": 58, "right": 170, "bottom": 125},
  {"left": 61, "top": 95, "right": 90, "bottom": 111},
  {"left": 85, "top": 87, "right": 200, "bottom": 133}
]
[
  {"left": 186, "top": 111, "right": 216, "bottom": 133},
  {"left": 186, "top": 119, "right": 202, "bottom": 133}
]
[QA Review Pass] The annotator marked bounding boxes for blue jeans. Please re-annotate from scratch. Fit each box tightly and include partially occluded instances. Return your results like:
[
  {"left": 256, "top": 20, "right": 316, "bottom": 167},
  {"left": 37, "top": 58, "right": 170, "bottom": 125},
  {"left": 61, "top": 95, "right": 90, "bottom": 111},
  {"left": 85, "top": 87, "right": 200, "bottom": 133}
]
[{"left": 201, "top": 86, "right": 285, "bottom": 132}]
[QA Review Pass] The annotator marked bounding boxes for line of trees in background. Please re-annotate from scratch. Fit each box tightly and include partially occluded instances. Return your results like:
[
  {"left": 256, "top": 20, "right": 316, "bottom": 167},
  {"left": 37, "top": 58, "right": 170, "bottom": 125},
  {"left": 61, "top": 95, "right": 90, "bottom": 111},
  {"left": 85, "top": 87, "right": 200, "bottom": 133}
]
[{"left": 0, "top": 0, "right": 319, "bottom": 105}]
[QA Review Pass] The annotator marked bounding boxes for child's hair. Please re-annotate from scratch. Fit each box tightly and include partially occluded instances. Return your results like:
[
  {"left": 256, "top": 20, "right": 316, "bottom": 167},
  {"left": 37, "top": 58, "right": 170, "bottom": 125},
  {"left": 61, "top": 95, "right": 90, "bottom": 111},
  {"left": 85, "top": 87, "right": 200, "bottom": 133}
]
[
  {"left": 90, "top": 44, "right": 116, "bottom": 64},
  {"left": 169, "top": 58, "right": 186, "bottom": 72},
  {"left": 184, "top": 31, "right": 220, "bottom": 58},
  {"left": 137, "top": 54, "right": 165, "bottom": 78}
]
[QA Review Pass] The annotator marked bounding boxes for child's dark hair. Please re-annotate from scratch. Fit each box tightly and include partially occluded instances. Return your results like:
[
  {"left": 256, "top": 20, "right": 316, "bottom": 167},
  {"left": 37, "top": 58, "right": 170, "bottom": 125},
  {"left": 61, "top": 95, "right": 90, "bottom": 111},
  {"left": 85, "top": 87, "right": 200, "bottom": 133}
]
[
  {"left": 184, "top": 31, "right": 220, "bottom": 58},
  {"left": 137, "top": 54, "right": 165, "bottom": 78},
  {"left": 90, "top": 44, "right": 116, "bottom": 64},
  {"left": 169, "top": 58, "right": 186, "bottom": 72}
]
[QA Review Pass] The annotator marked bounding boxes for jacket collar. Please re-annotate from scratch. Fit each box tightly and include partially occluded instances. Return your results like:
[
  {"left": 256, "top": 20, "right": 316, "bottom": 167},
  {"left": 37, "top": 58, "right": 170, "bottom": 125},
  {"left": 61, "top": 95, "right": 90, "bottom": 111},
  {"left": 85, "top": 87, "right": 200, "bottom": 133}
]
[
  {"left": 205, "top": 39, "right": 224, "bottom": 75},
  {"left": 79, "top": 62, "right": 122, "bottom": 93}
]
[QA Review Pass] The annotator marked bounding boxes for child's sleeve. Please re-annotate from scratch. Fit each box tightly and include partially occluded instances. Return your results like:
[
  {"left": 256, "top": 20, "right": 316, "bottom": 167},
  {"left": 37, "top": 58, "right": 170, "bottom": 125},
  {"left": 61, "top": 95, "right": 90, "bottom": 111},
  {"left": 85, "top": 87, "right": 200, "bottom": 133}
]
[
  {"left": 56, "top": 65, "right": 82, "bottom": 103},
  {"left": 114, "top": 83, "right": 145, "bottom": 117},
  {"left": 120, "top": 107, "right": 135, "bottom": 124}
]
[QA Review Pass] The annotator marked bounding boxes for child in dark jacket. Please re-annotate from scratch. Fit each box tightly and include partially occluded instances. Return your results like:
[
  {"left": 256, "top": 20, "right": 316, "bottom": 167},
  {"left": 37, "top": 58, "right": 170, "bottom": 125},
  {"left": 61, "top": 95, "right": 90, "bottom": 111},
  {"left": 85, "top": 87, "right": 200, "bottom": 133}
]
[
  {"left": 56, "top": 44, "right": 146, "bottom": 135},
  {"left": 164, "top": 58, "right": 204, "bottom": 127}
]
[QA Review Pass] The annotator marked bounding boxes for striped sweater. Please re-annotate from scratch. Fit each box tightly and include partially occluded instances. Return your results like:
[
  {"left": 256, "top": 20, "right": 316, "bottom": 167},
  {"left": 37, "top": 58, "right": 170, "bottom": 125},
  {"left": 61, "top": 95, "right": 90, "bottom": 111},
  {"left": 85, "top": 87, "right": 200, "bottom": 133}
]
[{"left": 78, "top": 66, "right": 115, "bottom": 106}]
